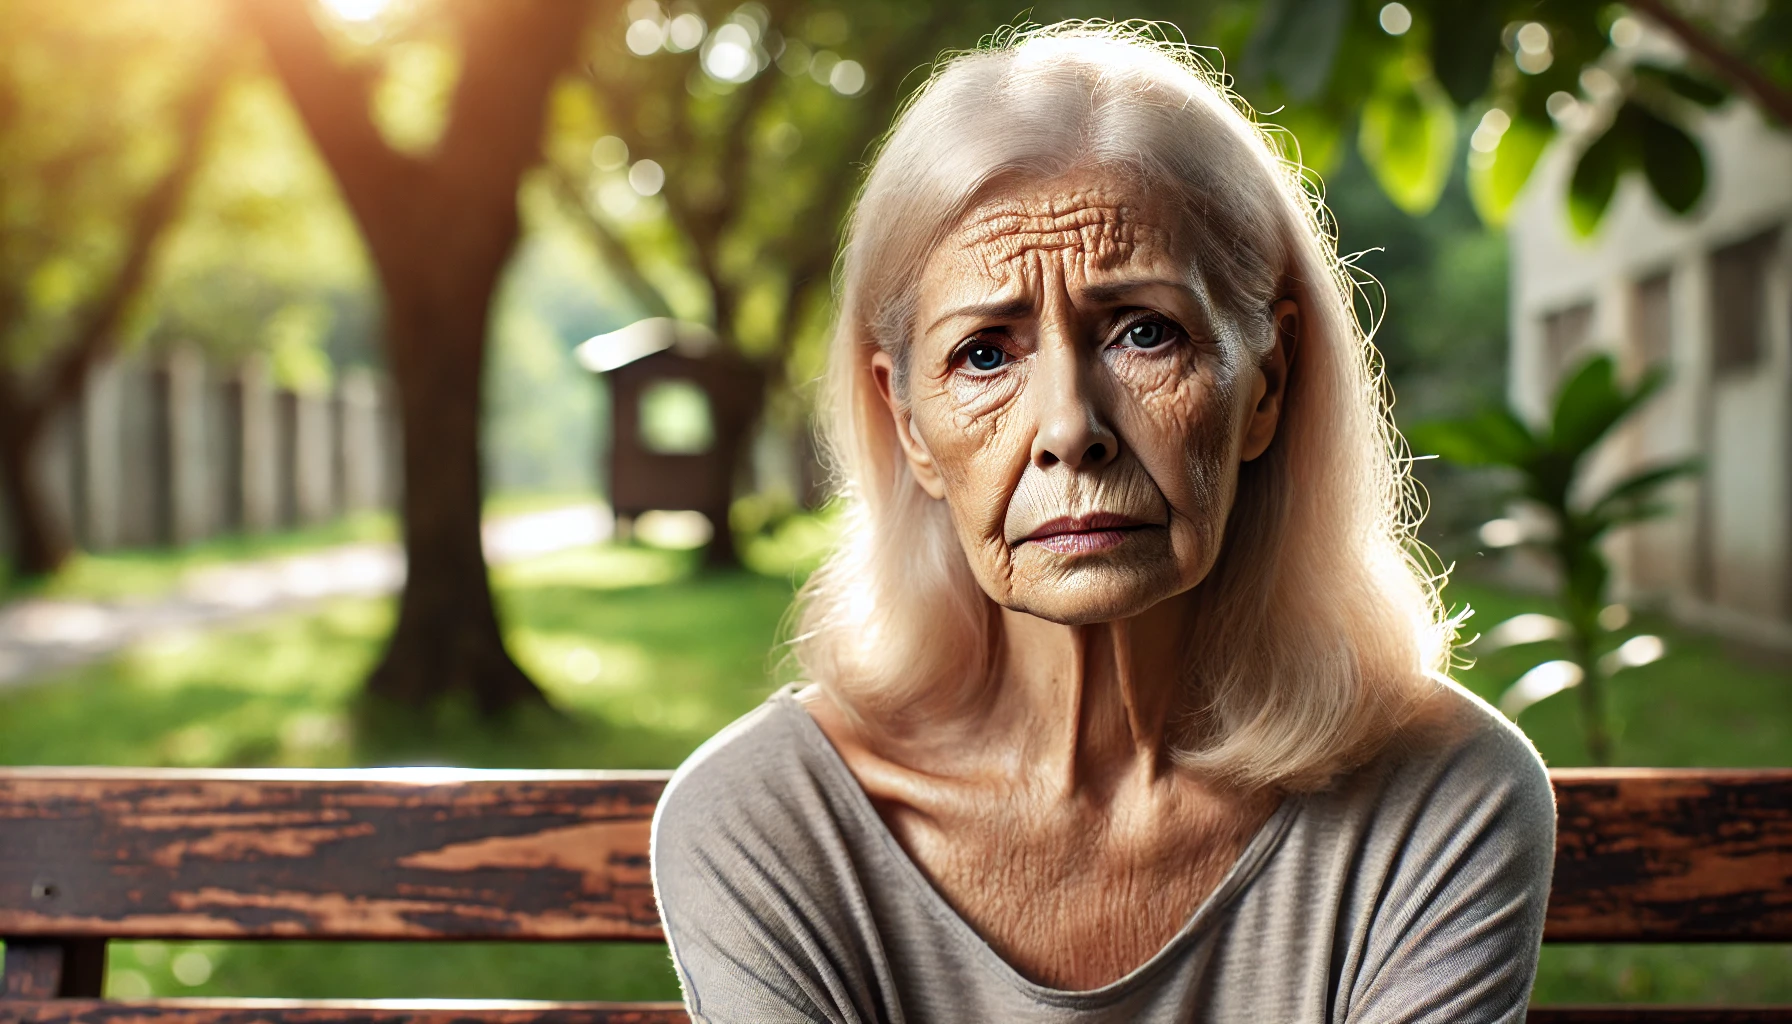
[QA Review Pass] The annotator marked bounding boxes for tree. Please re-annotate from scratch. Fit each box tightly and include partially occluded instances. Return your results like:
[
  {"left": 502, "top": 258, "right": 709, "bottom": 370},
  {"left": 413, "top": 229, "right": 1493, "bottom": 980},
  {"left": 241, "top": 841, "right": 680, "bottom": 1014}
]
[
  {"left": 548, "top": 1, "right": 1002, "bottom": 564},
  {"left": 0, "top": 3, "right": 229, "bottom": 578},
  {"left": 1410, "top": 354, "right": 1698, "bottom": 763},
  {"left": 239, "top": 0, "right": 593, "bottom": 713},
  {"left": 1226, "top": 0, "right": 1792, "bottom": 231}
]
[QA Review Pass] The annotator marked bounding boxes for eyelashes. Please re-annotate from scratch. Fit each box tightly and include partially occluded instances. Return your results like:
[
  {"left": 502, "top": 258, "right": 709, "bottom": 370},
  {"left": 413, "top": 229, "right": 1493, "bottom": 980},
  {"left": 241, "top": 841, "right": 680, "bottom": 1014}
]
[{"left": 947, "top": 311, "right": 1191, "bottom": 377}]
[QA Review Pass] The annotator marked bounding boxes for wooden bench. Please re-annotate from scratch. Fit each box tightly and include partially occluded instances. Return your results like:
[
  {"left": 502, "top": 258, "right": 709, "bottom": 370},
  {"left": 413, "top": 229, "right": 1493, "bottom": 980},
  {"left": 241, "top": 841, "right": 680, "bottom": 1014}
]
[{"left": 1, "top": 767, "right": 1787, "bottom": 1023}]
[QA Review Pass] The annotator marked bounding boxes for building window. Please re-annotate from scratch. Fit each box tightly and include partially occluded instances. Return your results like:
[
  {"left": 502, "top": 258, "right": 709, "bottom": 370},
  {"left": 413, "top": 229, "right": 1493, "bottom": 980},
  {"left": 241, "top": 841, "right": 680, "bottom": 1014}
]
[
  {"left": 1630, "top": 272, "right": 1673, "bottom": 370},
  {"left": 1543, "top": 302, "right": 1594, "bottom": 388},
  {"left": 1710, "top": 228, "right": 1778, "bottom": 376},
  {"left": 638, "top": 379, "right": 715, "bottom": 454}
]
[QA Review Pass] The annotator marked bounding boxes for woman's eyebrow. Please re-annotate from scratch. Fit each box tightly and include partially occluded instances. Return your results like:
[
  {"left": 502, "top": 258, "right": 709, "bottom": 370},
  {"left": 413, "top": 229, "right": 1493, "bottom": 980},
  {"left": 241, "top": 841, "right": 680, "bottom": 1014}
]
[
  {"left": 927, "top": 297, "right": 1033, "bottom": 333},
  {"left": 1077, "top": 278, "right": 1196, "bottom": 304}
]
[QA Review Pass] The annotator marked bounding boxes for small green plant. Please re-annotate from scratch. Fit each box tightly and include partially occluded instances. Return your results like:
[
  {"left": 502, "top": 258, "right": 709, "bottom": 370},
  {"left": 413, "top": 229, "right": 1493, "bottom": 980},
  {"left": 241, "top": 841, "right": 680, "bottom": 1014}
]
[{"left": 1411, "top": 353, "right": 1698, "bottom": 763}]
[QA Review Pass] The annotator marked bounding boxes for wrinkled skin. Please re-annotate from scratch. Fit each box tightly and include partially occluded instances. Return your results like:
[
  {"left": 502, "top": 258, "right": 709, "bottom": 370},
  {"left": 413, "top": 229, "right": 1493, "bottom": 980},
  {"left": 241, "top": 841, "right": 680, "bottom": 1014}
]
[{"left": 802, "top": 169, "right": 1299, "bottom": 991}]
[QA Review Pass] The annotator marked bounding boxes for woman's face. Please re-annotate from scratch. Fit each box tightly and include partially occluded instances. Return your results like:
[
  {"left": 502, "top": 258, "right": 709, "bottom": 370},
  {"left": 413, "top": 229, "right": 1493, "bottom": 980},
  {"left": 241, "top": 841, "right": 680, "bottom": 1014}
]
[{"left": 874, "top": 169, "right": 1293, "bottom": 625}]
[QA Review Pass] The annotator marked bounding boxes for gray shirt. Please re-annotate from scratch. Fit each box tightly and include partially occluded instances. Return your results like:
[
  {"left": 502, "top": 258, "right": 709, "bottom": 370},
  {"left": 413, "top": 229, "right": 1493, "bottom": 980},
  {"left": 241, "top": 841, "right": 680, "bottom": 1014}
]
[{"left": 650, "top": 684, "right": 1555, "bottom": 1023}]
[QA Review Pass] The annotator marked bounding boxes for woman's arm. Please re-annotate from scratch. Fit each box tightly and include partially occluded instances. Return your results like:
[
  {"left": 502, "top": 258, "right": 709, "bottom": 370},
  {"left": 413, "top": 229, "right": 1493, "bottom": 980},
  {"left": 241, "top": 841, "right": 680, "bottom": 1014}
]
[
  {"left": 650, "top": 712, "right": 895, "bottom": 1024},
  {"left": 1338, "top": 715, "right": 1557, "bottom": 1023}
]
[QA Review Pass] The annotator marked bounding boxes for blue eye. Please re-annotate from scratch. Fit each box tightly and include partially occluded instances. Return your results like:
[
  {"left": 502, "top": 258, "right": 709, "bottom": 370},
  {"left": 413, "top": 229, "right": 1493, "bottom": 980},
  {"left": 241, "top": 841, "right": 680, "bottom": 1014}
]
[
  {"left": 965, "top": 342, "right": 1007, "bottom": 371},
  {"left": 1123, "top": 320, "right": 1169, "bottom": 349}
]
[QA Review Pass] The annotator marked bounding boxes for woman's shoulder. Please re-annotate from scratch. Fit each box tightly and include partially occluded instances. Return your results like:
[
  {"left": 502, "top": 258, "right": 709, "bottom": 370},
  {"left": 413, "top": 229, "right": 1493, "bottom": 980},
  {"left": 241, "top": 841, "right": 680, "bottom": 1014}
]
[
  {"left": 1337, "top": 676, "right": 1555, "bottom": 840},
  {"left": 650, "top": 686, "right": 860, "bottom": 874}
]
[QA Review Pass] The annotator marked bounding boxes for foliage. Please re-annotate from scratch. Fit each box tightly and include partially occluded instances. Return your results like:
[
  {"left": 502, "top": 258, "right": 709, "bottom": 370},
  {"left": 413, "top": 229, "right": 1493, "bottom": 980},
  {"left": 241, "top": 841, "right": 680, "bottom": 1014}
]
[
  {"left": 550, "top": 1, "right": 995, "bottom": 390},
  {"left": 1227, "top": 0, "right": 1791, "bottom": 233},
  {"left": 0, "top": 1, "right": 222, "bottom": 369},
  {"left": 147, "top": 76, "right": 377, "bottom": 373},
  {"left": 1409, "top": 353, "right": 1698, "bottom": 762}
]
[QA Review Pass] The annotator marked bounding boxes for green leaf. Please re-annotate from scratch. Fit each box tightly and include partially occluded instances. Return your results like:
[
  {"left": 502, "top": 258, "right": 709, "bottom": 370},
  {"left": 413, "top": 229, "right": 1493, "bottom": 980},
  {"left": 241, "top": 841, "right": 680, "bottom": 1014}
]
[
  {"left": 1587, "top": 456, "right": 1702, "bottom": 521},
  {"left": 1271, "top": 106, "right": 1345, "bottom": 174},
  {"left": 1550, "top": 354, "right": 1624, "bottom": 457},
  {"left": 1633, "top": 62, "right": 1728, "bottom": 107},
  {"left": 1569, "top": 122, "right": 1624, "bottom": 236},
  {"left": 1637, "top": 105, "right": 1707, "bottom": 214},
  {"left": 1408, "top": 410, "right": 1539, "bottom": 468},
  {"left": 1470, "top": 116, "right": 1552, "bottom": 226},
  {"left": 1358, "top": 61, "right": 1458, "bottom": 215},
  {"left": 1244, "top": 0, "right": 1350, "bottom": 102}
]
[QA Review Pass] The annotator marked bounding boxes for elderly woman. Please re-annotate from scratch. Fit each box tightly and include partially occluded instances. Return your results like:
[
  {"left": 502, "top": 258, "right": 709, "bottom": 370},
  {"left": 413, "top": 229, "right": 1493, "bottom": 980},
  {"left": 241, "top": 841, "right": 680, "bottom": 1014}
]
[{"left": 650, "top": 23, "right": 1554, "bottom": 1024}]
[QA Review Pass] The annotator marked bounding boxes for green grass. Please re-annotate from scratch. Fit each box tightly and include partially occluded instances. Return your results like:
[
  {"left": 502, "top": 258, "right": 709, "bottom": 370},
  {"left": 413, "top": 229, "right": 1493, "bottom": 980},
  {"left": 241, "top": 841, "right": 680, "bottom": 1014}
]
[
  {"left": 1443, "top": 577, "right": 1792, "bottom": 1003},
  {"left": 4, "top": 512, "right": 396, "bottom": 602},
  {"left": 0, "top": 490, "right": 599, "bottom": 602},
  {"left": 0, "top": 550, "right": 1784, "bottom": 1004}
]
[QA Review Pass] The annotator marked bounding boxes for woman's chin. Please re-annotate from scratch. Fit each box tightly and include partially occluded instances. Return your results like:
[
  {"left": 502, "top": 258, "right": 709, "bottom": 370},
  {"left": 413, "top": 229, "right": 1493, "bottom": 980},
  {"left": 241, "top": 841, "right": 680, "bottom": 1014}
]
[{"left": 992, "top": 549, "right": 1189, "bottom": 625}]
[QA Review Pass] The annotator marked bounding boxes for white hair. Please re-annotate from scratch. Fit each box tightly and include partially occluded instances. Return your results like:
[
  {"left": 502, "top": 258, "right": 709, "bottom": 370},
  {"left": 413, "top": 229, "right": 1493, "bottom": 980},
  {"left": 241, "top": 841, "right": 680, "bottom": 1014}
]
[{"left": 791, "top": 22, "right": 1453, "bottom": 792}]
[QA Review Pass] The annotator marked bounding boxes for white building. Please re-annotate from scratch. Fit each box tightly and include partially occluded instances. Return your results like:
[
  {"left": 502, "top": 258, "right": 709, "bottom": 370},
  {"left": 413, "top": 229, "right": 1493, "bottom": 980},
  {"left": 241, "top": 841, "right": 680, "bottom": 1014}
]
[{"left": 1508, "top": 98, "right": 1792, "bottom": 649}]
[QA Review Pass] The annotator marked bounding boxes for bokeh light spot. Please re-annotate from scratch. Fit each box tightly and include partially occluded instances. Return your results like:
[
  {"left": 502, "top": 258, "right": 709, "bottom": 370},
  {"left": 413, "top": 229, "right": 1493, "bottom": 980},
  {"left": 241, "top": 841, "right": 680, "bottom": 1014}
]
[
  {"left": 1378, "top": 3, "right": 1412, "bottom": 36},
  {"left": 828, "top": 59, "right": 865, "bottom": 95},
  {"left": 628, "top": 159, "right": 665, "bottom": 197}
]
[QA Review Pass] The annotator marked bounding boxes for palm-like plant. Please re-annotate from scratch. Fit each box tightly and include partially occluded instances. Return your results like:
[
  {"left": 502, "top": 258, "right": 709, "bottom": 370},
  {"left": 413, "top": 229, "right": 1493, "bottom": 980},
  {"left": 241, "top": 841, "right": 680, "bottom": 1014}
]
[{"left": 1410, "top": 353, "right": 1699, "bottom": 763}]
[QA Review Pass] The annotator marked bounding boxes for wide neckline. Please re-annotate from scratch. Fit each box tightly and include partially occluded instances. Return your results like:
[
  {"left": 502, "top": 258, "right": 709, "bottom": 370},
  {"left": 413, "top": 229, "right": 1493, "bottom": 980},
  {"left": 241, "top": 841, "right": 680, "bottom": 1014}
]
[{"left": 774, "top": 688, "right": 1300, "bottom": 1008}]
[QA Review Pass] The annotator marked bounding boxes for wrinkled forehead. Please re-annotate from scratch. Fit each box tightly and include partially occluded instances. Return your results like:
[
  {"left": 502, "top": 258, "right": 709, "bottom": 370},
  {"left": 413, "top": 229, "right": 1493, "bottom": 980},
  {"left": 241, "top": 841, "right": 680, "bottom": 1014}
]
[{"left": 935, "top": 176, "right": 1183, "bottom": 284}]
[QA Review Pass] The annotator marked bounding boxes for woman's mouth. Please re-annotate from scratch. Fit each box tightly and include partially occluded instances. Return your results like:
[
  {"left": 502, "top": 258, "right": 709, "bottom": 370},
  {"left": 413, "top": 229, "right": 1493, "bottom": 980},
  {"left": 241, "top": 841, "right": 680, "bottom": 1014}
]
[{"left": 1018, "top": 513, "right": 1153, "bottom": 555}]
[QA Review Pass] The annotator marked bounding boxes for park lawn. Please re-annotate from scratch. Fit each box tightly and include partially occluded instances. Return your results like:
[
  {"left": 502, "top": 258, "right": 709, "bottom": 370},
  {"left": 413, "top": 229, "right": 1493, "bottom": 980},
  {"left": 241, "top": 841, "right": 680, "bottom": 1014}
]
[
  {"left": 0, "top": 491, "right": 593, "bottom": 602},
  {"left": 0, "top": 549, "right": 1785, "bottom": 1004}
]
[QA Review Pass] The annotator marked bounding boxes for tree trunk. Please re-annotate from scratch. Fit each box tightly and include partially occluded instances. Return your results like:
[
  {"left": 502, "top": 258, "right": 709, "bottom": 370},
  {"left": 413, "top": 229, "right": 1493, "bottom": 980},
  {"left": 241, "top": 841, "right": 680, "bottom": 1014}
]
[
  {"left": 240, "top": 0, "right": 589, "bottom": 715},
  {"left": 364, "top": 249, "right": 545, "bottom": 714},
  {"left": 0, "top": 418, "right": 72, "bottom": 579}
]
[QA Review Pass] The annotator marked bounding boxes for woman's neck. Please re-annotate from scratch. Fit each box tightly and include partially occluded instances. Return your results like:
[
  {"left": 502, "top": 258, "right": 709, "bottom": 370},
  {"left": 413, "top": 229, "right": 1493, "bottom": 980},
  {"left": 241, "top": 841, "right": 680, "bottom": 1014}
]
[{"left": 994, "top": 591, "right": 1192, "bottom": 797}]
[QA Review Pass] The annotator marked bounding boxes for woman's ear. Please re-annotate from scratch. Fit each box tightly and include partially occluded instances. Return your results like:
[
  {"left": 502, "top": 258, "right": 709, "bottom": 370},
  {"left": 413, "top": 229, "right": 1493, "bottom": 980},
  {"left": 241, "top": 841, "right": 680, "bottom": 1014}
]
[
  {"left": 871, "top": 350, "right": 947, "bottom": 498},
  {"left": 1241, "top": 298, "right": 1297, "bottom": 462}
]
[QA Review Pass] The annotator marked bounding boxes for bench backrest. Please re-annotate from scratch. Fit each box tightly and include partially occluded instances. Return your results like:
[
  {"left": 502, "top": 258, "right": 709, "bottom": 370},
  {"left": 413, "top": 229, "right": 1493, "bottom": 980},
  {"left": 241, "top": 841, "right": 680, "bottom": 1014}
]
[{"left": 2, "top": 767, "right": 1788, "bottom": 1022}]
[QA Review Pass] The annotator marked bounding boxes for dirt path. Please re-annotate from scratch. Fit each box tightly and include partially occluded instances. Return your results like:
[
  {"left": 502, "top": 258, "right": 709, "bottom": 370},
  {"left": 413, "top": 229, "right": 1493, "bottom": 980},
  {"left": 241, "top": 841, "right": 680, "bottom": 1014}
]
[{"left": 0, "top": 504, "right": 611, "bottom": 688}]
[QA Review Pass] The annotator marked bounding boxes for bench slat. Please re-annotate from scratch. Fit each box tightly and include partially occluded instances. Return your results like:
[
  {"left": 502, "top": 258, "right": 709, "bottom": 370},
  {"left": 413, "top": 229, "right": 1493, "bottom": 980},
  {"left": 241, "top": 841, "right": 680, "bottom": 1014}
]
[
  {"left": 1526, "top": 1010, "right": 1792, "bottom": 1023},
  {"left": 0, "top": 771, "right": 668, "bottom": 942},
  {"left": 1, "top": 1001, "right": 1787, "bottom": 1024},
  {"left": 1547, "top": 769, "right": 1792, "bottom": 942},
  {"left": 0, "top": 999, "right": 689, "bottom": 1023},
  {"left": 2, "top": 768, "right": 1789, "bottom": 943}
]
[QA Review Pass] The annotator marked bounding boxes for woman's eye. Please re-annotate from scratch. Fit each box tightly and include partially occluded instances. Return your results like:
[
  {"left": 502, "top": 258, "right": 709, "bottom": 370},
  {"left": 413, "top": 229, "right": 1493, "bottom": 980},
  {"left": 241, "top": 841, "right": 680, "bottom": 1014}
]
[
  {"left": 1121, "top": 320, "right": 1171, "bottom": 349},
  {"left": 964, "top": 342, "right": 1008, "bottom": 371}
]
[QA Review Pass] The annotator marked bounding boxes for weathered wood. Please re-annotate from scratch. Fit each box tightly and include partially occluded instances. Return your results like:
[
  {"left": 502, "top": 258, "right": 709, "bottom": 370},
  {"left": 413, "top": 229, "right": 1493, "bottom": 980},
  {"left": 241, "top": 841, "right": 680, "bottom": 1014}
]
[
  {"left": 4, "top": 942, "right": 65, "bottom": 999},
  {"left": 0, "top": 770, "right": 667, "bottom": 942},
  {"left": 1546, "top": 769, "right": 1792, "bottom": 943},
  {"left": 0, "top": 999, "right": 689, "bottom": 1023},
  {"left": 3, "top": 939, "right": 106, "bottom": 998},
  {"left": 4, "top": 767, "right": 1790, "bottom": 951},
  {"left": 1526, "top": 1009, "right": 1792, "bottom": 1023}
]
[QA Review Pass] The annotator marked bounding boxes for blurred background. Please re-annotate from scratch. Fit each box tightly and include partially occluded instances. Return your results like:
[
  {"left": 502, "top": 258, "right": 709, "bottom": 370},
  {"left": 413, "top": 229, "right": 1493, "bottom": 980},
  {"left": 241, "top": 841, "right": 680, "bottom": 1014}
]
[{"left": 0, "top": 0, "right": 1786, "bottom": 1007}]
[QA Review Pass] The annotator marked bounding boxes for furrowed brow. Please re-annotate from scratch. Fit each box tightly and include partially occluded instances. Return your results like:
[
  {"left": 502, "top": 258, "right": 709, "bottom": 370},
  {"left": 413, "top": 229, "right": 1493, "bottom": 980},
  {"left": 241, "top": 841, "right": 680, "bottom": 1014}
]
[{"left": 1078, "top": 278, "right": 1196, "bottom": 304}]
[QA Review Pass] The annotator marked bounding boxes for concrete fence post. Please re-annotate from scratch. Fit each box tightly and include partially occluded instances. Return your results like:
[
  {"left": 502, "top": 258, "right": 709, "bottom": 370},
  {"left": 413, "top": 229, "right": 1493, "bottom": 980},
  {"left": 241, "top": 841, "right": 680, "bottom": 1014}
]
[
  {"left": 163, "top": 346, "right": 211, "bottom": 545},
  {"left": 337, "top": 369, "right": 385, "bottom": 513},
  {"left": 293, "top": 389, "right": 335, "bottom": 524},
  {"left": 79, "top": 358, "right": 124, "bottom": 551},
  {"left": 236, "top": 356, "right": 278, "bottom": 534}
]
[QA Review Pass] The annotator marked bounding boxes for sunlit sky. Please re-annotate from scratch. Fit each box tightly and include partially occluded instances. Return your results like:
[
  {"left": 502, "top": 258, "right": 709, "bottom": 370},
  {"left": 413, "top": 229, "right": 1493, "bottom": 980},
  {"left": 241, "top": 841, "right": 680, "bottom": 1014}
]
[{"left": 318, "top": 0, "right": 389, "bottom": 22}]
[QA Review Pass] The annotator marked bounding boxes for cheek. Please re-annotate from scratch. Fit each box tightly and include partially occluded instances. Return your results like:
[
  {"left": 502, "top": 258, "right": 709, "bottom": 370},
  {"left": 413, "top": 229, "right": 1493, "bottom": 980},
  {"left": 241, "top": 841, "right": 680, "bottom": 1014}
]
[
  {"left": 1112, "top": 350, "right": 1242, "bottom": 566},
  {"left": 911, "top": 370, "right": 1034, "bottom": 540}
]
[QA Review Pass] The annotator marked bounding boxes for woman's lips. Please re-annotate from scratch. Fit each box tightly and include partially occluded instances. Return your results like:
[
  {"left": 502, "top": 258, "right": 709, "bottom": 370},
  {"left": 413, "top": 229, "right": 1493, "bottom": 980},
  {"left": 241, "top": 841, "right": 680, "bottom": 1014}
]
[{"left": 1018, "top": 512, "right": 1153, "bottom": 555}]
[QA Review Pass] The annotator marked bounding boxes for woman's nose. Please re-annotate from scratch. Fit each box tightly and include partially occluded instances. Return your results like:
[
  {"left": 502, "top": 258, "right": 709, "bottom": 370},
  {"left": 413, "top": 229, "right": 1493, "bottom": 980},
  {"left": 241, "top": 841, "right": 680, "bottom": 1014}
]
[{"left": 1030, "top": 345, "right": 1119, "bottom": 471}]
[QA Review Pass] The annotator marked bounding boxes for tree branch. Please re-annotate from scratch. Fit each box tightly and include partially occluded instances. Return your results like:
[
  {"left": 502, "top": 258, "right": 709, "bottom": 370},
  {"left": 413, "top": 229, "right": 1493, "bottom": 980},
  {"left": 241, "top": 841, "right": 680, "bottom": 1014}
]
[
  {"left": 30, "top": 52, "right": 233, "bottom": 432},
  {"left": 435, "top": 0, "right": 590, "bottom": 196},
  {"left": 236, "top": 0, "right": 408, "bottom": 220},
  {"left": 546, "top": 164, "right": 675, "bottom": 319},
  {"left": 1629, "top": 0, "right": 1792, "bottom": 127}
]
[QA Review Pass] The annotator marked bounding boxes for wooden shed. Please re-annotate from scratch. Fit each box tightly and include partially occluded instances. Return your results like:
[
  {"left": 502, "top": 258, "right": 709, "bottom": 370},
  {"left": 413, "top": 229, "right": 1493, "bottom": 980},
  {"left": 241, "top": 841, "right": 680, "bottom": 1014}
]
[{"left": 575, "top": 318, "right": 762, "bottom": 565}]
